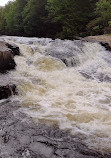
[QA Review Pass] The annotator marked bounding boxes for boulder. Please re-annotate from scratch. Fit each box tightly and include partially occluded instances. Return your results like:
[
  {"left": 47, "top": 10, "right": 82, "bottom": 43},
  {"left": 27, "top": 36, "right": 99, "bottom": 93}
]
[
  {"left": 0, "top": 41, "right": 20, "bottom": 72},
  {"left": 0, "top": 51, "right": 16, "bottom": 72},
  {"left": 6, "top": 43, "right": 20, "bottom": 56},
  {"left": 0, "top": 84, "right": 17, "bottom": 100},
  {"left": 83, "top": 35, "right": 111, "bottom": 51}
]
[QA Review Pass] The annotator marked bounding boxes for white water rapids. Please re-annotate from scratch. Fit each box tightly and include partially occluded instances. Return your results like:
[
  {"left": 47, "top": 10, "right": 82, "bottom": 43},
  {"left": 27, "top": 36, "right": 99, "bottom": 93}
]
[{"left": 1, "top": 36, "right": 111, "bottom": 154}]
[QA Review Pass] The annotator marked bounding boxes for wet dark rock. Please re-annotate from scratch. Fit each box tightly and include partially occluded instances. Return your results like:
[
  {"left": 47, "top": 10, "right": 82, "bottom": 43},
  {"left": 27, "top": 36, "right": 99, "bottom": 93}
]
[
  {"left": 61, "top": 58, "right": 77, "bottom": 67},
  {"left": 80, "top": 72, "right": 94, "bottom": 80},
  {"left": 80, "top": 71, "right": 111, "bottom": 83},
  {"left": 6, "top": 43, "right": 20, "bottom": 56},
  {"left": 0, "top": 101, "right": 110, "bottom": 158},
  {"left": 0, "top": 41, "right": 21, "bottom": 72},
  {"left": 0, "top": 41, "right": 19, "bottom": 72},
  {"left": 0, "top": 51, "right": 16, "bottom": 72},
  {"left": 100, "top": 42, "right": 111, "bottom": 51},
  {"left": 0, "top": 84, "right": 17, "bottom": 100}
]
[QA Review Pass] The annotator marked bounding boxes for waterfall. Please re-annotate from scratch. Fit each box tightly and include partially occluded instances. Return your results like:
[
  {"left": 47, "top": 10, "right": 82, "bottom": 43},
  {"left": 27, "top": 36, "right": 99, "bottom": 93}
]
[{"left": 1, "top": 36, "right": 111, "bottom": 153}]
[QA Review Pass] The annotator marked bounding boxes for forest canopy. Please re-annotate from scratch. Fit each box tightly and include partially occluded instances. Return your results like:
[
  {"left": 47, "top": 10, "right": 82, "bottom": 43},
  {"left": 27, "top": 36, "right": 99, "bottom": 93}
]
[{"left": 0, "top": 0, "right": 111, "bottom": 39}]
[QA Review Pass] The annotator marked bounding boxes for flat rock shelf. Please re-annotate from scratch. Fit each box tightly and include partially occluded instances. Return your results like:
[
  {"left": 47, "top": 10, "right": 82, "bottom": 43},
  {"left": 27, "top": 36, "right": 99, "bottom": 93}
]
[{"left": 0, "top": 100, "right": 110, "bottom": 158}]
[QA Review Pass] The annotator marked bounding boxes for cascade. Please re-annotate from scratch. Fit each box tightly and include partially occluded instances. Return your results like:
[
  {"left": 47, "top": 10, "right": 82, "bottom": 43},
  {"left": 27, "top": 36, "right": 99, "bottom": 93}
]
[{"left": 1, "top": 36, "right": 111, "bottom": 153}]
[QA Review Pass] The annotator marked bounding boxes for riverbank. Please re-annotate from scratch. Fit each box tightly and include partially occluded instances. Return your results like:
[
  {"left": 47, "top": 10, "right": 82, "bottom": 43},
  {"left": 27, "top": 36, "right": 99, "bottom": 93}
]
[{"left": 84, "top": 35, "right": 111, "bottom": 51}]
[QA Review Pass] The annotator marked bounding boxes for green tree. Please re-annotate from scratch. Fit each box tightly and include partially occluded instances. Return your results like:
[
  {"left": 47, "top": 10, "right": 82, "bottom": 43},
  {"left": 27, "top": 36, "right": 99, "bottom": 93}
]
[
  {"left": 0, "top": 7, "right": 6, "bottom": 34},
  {"left": 5, "top": 1, "right": 17, "bottom": 34},
  {"left": 5, "top": 0, "right": 28, "bottom": 35},
  {"left": 23, "top": 0, "right": 48, "bottom": 37},
  {"left": 13, "top": 0, "right": 28, "bottom": 35},
  {"left": 96, "top": 0, "right": 111, "bottom": 25},
  {"left": 0, "top": 0, "right": 98, "bottom": 38},
  {"left": 87, "top": 0, "right": 111, "bottom": 35},
  {"left": 47, "top": 0, "right": 96, "bottom": 39}
]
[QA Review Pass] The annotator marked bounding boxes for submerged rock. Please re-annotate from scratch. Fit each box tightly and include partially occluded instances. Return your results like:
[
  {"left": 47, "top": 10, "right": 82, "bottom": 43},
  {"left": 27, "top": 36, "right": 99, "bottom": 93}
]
[
  {"left": 0, "top": 84, "right": 17, "bottom": 100},
  {"left": 45, "top": 39, "right": 83, "bottom": 67},
  {"left": 100, "top": 42, "right": 111, "bottom": 51}
]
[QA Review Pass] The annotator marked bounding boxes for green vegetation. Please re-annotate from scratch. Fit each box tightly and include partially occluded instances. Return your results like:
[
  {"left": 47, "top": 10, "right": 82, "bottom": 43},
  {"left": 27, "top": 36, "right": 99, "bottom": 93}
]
[
  {"left": 0, "top": 0, "right": 111, "bottom": 39},
  {"left": 88, "top": 0, "right": 111, "bottom": 35},
  {"left": 47, "top": 0, "right": 96, "bottom": 38}
]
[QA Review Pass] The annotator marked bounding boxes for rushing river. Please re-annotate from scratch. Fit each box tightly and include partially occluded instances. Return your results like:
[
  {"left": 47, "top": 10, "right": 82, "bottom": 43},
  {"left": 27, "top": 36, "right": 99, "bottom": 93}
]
[{"left": 1, "top": 36, "right": 111, "bottom": 154}]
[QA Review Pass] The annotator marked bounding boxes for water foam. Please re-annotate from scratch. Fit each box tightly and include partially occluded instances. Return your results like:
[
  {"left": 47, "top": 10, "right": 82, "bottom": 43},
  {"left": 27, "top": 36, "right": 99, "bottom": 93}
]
[{"left": 1, "top": 36, "right": 111, "bottom": 153}]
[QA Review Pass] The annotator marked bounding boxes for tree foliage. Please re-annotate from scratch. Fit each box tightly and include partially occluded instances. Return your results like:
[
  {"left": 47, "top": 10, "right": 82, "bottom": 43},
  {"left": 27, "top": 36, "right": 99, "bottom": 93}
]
[
  {"left": 0, "top": 0, "right": 111, "bottom": 38},
  {"left": 23, "top": 0, "right": 47, "bottom": 37},
  {"left": 47, "top": 0, "right": 95, "bottom": 38},
  {"left": 87, "top": 0, "right": 111, "bottom": 35}
]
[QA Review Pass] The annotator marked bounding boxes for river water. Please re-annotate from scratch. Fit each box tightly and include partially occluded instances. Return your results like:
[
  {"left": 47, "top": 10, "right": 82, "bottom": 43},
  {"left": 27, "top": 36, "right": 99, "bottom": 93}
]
[{"left": 1, "top": 36, "right": 111, "bottom": 154}]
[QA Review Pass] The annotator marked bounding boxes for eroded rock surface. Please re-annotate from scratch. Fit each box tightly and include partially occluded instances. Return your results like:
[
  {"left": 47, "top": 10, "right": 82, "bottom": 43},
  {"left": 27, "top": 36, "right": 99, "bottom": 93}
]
[{"left": 0, "top": 100, "right": 110, "bottom": 158}]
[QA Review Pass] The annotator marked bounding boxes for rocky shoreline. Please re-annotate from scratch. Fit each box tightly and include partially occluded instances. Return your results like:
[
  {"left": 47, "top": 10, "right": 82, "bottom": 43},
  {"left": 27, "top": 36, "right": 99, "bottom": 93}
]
[
  {"left": 0, "top": 38, "right": 111, "bottom": 157},
  {"left": 0, "top": 100, "right": 110, "bottom": 158}
]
